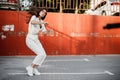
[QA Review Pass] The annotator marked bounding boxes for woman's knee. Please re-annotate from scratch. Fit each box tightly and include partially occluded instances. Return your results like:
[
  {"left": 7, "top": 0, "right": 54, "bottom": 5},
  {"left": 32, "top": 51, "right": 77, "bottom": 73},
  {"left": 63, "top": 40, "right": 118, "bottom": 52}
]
[
  {"left": 37, "top": 53, "right": 46, "bottom": 58},
  {"left": 42, "top": 53, "right": 46, "bottom": 58}
]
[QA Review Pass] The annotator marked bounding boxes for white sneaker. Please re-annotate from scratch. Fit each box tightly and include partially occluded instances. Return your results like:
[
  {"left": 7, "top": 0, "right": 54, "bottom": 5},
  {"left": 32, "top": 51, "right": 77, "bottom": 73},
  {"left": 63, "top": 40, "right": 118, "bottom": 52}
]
[
  {"left": 33, "top": 68, "right": 41, "bottom": 75},
  {"left": 26, "top": 66, "right": 33, "bottom": 76}
]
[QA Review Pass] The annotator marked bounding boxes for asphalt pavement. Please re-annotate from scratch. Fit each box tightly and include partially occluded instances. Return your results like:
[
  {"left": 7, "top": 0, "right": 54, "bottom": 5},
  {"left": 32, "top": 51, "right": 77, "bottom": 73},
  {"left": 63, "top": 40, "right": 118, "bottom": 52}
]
[{"left": 0, "top": 55, "right": 120, "bottom": 80}]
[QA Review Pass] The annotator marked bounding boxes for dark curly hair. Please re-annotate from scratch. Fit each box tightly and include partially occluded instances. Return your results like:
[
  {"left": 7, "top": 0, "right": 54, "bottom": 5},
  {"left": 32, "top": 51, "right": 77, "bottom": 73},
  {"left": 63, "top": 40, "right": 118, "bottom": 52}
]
[{"left": 26, "top": 6, "right": 47, "bottom": 24}]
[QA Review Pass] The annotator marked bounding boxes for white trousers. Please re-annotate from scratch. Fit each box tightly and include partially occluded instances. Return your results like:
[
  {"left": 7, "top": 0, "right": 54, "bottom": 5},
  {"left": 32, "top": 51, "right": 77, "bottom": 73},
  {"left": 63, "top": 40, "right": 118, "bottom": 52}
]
[{"left": 26, "top": 35, "right": 46, "bottom": 66}]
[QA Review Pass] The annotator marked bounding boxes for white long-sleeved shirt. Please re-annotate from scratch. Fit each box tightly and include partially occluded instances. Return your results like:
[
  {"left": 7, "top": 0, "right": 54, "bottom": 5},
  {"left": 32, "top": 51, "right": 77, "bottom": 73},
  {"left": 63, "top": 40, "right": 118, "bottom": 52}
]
[{"left": 27, "top": 15, "right": 47, "bottom": 40}]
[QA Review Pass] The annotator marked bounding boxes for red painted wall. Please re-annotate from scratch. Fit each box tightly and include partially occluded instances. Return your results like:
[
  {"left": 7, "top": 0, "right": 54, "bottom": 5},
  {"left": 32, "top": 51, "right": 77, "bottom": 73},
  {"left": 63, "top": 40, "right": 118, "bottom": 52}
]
[{"left": 0, "top": 10, "right": 120, "bottom": 56}]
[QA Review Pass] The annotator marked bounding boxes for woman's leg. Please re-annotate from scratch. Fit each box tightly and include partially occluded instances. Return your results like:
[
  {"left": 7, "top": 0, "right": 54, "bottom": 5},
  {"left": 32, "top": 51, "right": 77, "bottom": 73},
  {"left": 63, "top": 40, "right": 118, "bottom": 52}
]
[
  {"left": 26, "top": 38, "right": 46, "bottom": 76},
  {"left": 26, "top": 38, "right": 46, "bottom": 65}
]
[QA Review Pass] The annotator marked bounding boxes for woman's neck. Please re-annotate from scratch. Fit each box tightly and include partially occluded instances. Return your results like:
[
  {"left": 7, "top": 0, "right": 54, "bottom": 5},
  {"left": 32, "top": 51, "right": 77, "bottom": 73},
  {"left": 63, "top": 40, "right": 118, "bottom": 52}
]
[{"left": 38, "top": 16, "right": 41, "bottom": 20}]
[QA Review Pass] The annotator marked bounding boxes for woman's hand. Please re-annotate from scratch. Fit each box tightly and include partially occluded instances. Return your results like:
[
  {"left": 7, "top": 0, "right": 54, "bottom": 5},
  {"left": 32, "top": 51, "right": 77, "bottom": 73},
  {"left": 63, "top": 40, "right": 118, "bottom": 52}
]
[
  {"left": 42, "top": 29, "right": 54, "bottom": 35},
  {"left": 47, "top": 29, "right": 54, "bottom": 35},
  {"left": 43, "top": 22, "right": 49, "bottom": 25}
]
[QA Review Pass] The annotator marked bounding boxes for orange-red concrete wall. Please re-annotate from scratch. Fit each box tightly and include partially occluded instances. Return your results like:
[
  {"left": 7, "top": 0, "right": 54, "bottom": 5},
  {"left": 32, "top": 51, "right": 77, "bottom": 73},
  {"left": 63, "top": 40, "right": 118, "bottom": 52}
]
[{"left": 0, "top": 10, "right": 120, "bottom": 56}]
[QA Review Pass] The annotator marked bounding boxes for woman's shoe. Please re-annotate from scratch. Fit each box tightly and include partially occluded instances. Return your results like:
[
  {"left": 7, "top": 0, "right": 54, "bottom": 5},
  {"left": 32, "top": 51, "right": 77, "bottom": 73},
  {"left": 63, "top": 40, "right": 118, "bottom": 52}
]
[
  {"left": 26, "top": 66, "right": 33, "bottom": 76},
  {"left": 33, "top": 68, "right": 41, "bottom": 75}
]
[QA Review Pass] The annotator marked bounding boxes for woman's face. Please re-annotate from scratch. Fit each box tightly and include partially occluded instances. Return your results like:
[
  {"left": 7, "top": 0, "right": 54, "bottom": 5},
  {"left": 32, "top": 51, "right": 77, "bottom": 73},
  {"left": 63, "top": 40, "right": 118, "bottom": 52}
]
[{"left": 39, "top": 9, "right": 47, "bottom": 17}]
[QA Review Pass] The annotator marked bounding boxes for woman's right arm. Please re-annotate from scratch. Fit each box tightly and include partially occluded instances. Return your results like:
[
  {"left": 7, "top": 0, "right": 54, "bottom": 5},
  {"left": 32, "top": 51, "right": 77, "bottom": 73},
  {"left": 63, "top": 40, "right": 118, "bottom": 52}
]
[
  {"left": 30, "top": 16, "right": 47, "bottom": 25},
  {"left": 31, "top": 20, "right": 47, "bottom": 25},
  {"left": 29, "top": 16, "right": 43, "bottom": 25}
]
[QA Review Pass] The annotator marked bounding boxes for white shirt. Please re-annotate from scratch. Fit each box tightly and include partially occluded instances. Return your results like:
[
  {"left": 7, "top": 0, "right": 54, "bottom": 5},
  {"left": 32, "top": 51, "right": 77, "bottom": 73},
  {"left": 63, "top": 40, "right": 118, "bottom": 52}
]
[{"left": 27, "top": 15, "right": 47, "bottom": 40}]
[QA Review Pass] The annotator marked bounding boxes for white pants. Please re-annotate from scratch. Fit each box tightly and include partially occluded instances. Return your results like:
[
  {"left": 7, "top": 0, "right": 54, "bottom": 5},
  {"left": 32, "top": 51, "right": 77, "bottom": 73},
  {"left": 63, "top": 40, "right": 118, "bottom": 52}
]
[{"left": 26, "top": 35, "right": 46, "bottom": 66}]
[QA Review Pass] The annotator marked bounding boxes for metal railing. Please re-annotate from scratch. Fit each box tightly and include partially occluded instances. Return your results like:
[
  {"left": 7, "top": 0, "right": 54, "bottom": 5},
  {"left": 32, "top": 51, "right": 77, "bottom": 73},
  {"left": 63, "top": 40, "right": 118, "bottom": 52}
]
[
  {"left": 32, "top": 0, "right": 120, "bottom": 15},
  {"left": 33, "top": 0, "right": 90, "bottom": 13},
  {"left": 0, "top": 0, "right": 120, "bottom": 15}
]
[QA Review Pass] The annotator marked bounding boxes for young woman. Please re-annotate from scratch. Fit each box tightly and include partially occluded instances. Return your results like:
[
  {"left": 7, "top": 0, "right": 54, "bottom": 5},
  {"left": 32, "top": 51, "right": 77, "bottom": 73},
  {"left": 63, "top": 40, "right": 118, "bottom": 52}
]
[{"left": 26, "top": 7, "right": 50, "bottom": 76}]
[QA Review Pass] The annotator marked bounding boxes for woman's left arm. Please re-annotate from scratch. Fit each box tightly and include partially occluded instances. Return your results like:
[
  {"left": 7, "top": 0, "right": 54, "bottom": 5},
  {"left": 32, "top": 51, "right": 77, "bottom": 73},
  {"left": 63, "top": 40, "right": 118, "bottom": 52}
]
[{"left": 42, "top": 29, "right": 53, "bottom": 35}]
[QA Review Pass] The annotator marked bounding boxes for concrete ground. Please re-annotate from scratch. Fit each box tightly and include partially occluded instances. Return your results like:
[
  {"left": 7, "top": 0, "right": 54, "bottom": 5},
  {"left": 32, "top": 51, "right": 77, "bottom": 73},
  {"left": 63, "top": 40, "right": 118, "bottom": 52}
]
[{"left": 0, "top": 55, "right": 120, "bottom": 80}]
